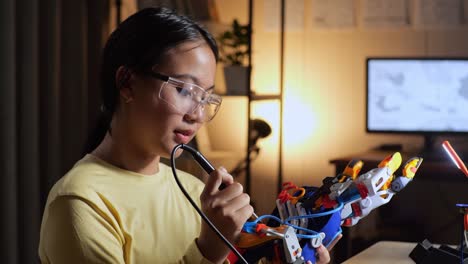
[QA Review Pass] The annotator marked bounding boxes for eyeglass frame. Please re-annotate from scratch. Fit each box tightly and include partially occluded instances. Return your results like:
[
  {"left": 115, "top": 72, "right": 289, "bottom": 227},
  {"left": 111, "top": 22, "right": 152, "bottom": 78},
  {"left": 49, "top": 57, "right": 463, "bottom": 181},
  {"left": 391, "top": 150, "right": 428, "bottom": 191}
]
[{"left": 145, "top": 70, "right": 222, "bottom": 122}]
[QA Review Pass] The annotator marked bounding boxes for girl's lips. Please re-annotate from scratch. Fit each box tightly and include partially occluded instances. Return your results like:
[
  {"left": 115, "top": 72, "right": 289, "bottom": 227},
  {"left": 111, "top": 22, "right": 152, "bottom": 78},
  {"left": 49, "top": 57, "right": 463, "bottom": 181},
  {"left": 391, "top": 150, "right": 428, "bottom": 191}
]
[
  {"left": 174, "top": 129, "right": 194, "bottom": 144},
  {"left": 174, "top": 129, "right": 194, "bottom": 137}
]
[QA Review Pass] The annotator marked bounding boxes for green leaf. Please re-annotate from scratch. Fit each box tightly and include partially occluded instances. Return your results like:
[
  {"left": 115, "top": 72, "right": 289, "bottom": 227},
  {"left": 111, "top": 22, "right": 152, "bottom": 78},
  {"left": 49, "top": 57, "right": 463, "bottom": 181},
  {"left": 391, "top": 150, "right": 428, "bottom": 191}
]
[{"left": 217, "top": 19, "right": 250, "bottom": 66}]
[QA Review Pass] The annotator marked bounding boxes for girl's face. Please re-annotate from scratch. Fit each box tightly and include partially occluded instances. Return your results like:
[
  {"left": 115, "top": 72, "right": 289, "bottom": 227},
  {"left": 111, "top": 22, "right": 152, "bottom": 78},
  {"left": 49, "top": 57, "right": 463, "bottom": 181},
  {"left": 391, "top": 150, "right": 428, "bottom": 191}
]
[{"left": 121, "top": 40, "right": 217, "bottom": 158}]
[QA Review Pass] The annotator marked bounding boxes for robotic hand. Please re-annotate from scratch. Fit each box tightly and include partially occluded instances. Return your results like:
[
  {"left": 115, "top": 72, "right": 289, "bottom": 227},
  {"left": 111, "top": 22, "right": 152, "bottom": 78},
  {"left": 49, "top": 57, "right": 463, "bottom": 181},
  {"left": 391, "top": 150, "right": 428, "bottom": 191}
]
[
  {"left": 331, "top": 152, "right": 423, "bottom": 227},
  {"left": 229, "top": 152, "right": 423, "bottom": 264}
]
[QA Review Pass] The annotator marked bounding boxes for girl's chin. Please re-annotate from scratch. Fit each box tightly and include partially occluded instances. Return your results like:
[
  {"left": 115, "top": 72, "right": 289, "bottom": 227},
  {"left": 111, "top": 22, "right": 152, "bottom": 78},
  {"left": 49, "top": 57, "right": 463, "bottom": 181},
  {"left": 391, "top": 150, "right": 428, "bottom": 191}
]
[{"left": 162, "top": 143, "right": 184, "bottom": 158}]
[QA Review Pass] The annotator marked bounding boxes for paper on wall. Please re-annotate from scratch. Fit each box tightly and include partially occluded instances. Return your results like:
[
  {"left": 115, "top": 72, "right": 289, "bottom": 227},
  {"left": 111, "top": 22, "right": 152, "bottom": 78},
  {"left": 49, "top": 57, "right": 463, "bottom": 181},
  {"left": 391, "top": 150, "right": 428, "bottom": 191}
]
[
  {"left": 414, "top": 0, "right": 463, "bottom": 29},
  {"left": 360, "top": 0, "right": 409, "bottom": 28},
  {"left": 310, "top": 0, "right": 355, "bottom": 29}
]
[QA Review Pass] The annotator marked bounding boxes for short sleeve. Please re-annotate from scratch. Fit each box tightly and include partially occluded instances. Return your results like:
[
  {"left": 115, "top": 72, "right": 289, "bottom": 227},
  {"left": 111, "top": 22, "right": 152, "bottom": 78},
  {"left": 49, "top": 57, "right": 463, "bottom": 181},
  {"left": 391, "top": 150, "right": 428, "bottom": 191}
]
[{"left": 40, "top": 196, "right": 126, "bottom": 264}]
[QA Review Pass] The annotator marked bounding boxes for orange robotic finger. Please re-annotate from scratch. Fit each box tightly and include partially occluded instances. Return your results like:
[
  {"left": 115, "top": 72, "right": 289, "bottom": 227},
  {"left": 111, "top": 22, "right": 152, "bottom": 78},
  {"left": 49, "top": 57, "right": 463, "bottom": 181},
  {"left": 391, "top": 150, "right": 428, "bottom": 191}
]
[
  {"left": 342, "top": 159, "right": 364, "bottom": 180},
  {"left": 402, "top": 157, "right": 423, "bottom": 179}
]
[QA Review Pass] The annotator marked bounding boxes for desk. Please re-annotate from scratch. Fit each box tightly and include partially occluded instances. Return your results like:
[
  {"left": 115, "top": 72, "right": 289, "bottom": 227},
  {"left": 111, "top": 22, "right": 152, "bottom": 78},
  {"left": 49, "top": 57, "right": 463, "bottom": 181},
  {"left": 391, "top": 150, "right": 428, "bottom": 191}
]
[
  {"left": 329, "top": 150, "right": 468, "bottom": 263},
  {"left": 342, "top": 241, "right": 416, "bottom": 264}
]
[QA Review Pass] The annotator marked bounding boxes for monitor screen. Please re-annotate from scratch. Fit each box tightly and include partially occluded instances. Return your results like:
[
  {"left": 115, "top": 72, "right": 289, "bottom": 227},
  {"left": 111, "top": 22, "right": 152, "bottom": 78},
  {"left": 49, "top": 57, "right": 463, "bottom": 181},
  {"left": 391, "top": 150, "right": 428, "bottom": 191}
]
[{"left": 366, "top": 58, "right": 468, "bottom": 134}]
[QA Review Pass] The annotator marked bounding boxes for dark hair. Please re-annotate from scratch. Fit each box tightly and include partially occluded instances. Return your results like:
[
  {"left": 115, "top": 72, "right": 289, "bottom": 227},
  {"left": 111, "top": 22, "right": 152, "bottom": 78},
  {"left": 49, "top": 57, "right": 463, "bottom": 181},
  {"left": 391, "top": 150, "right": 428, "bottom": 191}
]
[{"left": 84, "top": 7, "right": 219, "bottom": 154}]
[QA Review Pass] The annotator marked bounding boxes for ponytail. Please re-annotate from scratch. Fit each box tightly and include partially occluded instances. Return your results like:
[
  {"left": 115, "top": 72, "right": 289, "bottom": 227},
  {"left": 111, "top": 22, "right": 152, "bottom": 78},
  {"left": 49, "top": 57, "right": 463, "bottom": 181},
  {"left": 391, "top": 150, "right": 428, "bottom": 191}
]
[{"left": 83, "top": 108, "right": 112, "bottom": 155}]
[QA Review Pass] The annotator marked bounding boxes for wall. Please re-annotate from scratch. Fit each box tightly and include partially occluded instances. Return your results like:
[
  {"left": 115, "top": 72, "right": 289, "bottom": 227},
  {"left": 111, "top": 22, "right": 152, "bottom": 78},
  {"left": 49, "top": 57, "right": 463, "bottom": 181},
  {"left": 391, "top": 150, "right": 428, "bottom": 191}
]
[{"left": 211, "top": 0, "right": 468, "bottom": 216}]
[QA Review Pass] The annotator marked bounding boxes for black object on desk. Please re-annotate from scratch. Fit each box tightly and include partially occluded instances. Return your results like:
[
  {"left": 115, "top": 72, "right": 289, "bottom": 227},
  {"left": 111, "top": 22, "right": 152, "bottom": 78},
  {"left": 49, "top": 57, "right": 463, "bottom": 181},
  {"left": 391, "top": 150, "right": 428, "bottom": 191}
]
[{"left": 409, "top": 239, "right": 467, "bottom": 264}]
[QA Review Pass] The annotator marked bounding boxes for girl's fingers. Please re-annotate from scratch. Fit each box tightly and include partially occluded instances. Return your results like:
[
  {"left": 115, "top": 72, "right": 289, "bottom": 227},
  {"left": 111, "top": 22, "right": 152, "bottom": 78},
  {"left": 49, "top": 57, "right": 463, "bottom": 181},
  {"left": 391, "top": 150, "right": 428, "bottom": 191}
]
[
  {"left": 202, "top": 167, "right": 234, "bottom": 196},
  {"left": 326, "top": 234, "right": 343, "bottom": 251},
  {"left": 316, "top": 244, "right": 331, "bottom": 264}
]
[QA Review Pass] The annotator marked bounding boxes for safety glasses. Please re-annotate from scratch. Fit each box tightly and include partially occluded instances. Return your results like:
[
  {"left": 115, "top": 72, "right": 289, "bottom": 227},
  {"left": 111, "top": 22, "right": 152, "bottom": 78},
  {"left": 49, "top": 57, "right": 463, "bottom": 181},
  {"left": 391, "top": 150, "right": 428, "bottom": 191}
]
[{"left": 147, "top": 71, "right": 222, "bottom": 122}]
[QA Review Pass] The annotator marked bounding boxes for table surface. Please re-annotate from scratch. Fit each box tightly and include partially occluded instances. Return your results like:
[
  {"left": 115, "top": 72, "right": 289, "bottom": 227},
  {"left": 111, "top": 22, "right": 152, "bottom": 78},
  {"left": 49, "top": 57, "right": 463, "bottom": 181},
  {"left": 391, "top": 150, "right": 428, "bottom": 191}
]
[{"left": 342, "top": 241, "right": 417, "bottom": 264}]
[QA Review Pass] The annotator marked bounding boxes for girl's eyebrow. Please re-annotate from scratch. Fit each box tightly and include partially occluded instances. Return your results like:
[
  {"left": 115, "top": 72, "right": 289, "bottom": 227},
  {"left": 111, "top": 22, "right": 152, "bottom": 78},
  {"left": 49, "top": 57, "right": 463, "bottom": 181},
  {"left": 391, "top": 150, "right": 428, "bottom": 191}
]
[
  {"left": 171, "top": 73, "right": 199, "bottom": 83},
  {"left": 172, "top": 73, "right": 215, "bottom": 91}
]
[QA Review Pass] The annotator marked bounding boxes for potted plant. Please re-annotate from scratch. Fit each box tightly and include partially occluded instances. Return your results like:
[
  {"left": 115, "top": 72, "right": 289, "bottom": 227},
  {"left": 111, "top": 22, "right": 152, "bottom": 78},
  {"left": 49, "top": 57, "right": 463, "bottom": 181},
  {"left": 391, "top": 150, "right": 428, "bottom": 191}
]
[{"left": 217, "top": 19, "right": 250, "bottom": 95}]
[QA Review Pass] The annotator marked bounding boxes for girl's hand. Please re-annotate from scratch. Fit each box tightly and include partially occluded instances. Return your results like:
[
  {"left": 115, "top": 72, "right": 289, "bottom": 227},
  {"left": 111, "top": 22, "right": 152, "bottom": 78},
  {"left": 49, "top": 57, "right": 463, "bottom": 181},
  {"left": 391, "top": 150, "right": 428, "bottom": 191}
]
[
  {"left": 197, "top": 167, "right": 253, "bottom": 264},
  {"left": 310, "top": 234, "right": 343, "bottom": 264}
]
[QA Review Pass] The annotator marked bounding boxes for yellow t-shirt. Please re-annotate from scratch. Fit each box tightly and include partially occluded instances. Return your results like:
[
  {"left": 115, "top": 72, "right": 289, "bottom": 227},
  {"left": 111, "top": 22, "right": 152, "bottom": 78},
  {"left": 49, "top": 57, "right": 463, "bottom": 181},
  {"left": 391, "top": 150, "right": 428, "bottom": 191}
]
[{"left": 39, "top": 154, "right": 216, "bottom": 264}]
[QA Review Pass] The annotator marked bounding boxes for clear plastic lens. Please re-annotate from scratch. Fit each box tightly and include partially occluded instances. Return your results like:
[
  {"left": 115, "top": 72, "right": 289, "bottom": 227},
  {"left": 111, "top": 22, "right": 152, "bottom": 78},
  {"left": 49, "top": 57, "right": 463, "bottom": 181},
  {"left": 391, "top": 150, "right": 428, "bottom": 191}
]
[{"left": 158, "top": 79, "right": 221, "bottom": 121}]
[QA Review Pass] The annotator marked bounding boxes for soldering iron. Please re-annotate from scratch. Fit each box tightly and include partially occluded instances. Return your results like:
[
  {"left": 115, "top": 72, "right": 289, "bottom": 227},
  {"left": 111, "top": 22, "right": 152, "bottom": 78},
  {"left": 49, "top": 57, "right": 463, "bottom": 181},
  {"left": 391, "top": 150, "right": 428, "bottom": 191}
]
[{"left": 170, "top": 143, "right": 254, "bottom": 264}]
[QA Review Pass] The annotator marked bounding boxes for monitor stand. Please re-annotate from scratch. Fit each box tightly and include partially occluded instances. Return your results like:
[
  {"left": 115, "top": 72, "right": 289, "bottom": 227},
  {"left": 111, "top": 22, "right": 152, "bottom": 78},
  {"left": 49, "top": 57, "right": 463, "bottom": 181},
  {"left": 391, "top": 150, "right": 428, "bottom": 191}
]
[
  {"left": 419, "top": 134, "right": 446, "bottom": 162},
  {"left": 417, "top": 134, "right": 468, "bottom": 161}
]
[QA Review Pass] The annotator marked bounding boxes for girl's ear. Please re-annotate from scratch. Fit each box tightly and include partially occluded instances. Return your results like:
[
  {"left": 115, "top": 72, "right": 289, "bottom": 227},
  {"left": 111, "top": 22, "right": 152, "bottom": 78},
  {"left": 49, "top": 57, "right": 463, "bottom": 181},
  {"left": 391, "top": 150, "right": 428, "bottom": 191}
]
[{"left": 116, "top": 66, "right": 133, "bottom": 103}]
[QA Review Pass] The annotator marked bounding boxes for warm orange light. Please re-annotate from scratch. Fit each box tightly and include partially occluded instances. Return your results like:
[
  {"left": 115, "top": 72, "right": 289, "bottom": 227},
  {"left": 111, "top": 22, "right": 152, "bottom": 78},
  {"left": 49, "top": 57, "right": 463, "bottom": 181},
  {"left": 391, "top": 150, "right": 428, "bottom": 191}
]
[
  {"left": 283, "top": 93, "right": 317, "bottom": 149},
  {"left": 252, "top": 101, "right": 280, "bottom": 143}
]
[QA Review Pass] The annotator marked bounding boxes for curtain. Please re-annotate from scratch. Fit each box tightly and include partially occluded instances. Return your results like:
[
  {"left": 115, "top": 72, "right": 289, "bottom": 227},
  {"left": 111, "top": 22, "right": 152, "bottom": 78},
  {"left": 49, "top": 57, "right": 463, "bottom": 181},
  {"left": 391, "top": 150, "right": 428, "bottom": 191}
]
[{"left": 0, "top": 0, "right": 110, "bottom": 263}]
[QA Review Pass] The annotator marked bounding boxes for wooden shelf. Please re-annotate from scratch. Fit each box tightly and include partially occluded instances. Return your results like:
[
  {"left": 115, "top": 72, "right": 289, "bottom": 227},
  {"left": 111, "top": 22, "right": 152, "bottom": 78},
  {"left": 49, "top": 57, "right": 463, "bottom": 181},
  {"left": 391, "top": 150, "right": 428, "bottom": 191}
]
[{"left": 250, "top": 94, "right": 281, "bottom": 101}]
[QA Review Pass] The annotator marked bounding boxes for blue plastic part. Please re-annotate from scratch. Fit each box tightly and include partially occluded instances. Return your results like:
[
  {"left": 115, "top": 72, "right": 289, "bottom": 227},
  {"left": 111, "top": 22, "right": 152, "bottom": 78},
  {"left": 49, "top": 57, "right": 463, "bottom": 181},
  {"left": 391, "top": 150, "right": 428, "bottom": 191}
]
[
  {"left": 336, "top": 184, "right": 361, "bottom": 204},
  {"left": 242, "top": 221, "right": 258, "bottom": 233},
  {"left": 301, "top": 209, "right": 343, "bottom": 264}
]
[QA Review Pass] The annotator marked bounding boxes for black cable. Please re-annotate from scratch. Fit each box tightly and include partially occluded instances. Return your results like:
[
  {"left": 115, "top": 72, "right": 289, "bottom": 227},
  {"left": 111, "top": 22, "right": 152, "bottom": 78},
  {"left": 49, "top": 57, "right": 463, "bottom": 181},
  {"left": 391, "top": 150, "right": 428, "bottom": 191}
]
[
  {"left": 170, "top": 144, "right": 249, "bottom": 264},
  {"left": 460, "top": 222, "right": 463, "bottom": 264}
]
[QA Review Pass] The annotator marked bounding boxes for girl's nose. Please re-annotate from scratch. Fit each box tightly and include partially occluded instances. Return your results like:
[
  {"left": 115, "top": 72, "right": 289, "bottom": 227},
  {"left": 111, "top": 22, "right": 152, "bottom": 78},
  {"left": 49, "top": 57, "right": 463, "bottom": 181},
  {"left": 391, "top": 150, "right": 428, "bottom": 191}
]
[{"left": 184, "top": 104, "right": 205, "bottom": 123}]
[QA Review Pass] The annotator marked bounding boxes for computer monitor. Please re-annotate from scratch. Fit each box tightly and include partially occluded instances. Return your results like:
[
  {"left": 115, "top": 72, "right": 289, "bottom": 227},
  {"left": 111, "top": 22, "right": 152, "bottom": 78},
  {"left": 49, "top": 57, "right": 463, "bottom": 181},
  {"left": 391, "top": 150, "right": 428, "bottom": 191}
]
[{"left": 366, "top": 57, "right": 468, "bottom": 154}]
